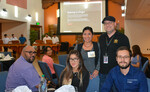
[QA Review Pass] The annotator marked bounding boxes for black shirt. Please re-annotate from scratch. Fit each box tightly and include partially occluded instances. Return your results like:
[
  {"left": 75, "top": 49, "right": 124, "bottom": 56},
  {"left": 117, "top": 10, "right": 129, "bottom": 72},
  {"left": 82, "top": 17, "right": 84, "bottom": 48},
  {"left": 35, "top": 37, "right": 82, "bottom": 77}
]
[
  {"left": 99, "top": 31, "right": 130, "bottom": 74},
  {"left": 59, "top": 69, "right": 89, "bottom": 92}
]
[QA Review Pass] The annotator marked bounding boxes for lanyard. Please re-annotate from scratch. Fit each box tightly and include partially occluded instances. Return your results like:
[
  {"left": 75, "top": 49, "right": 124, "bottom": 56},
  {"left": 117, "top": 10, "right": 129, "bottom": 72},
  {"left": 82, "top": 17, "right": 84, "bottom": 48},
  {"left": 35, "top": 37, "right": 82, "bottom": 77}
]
[{"left": 105, "top": 36, "right": 114, "bottom": 55}]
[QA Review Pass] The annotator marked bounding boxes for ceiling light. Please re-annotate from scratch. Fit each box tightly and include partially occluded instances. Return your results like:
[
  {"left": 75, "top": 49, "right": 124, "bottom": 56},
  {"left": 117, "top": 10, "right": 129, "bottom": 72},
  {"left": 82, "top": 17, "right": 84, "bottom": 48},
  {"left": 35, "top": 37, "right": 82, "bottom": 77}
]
[
  {"left": 0, "top": 8, "right": 8, "bottom": 16},
  {"left": 25, "top": 14, "right": 32, "bottom": 21}
]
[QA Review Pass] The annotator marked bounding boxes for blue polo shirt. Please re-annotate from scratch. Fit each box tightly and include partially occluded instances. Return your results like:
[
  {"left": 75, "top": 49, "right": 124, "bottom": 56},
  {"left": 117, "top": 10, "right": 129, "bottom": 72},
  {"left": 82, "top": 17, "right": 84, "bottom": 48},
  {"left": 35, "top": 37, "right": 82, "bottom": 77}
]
[
  {"left": 101, "top": 65, "right": 148, "bottom": 92},
  {"left": 6, "top": 56, "right": 41, "bottom": 91},
  {"left": 19, "top": 37, "right": 26, "bottom": 44}
]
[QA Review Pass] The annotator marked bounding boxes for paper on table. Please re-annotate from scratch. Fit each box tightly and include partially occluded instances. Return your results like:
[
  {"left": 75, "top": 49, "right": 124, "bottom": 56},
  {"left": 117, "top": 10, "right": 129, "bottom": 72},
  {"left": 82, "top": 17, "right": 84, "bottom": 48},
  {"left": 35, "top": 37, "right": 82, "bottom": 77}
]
[{"left": 3, "top": 54, "right": 11, "bottom": 60}]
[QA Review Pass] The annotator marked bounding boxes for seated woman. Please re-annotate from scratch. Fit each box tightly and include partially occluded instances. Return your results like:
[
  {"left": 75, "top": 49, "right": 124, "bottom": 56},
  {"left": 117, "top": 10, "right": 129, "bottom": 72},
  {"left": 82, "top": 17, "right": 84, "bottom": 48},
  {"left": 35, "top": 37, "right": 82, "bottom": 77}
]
[
  {"left": 42, "top": 46, "right": 56, "bottom": 78},
  {"left": 59, "top": 50, "right": 89, "bottom": 92},
  {"left": 131, "top": 45, "right": 142, "bottom": 69}
]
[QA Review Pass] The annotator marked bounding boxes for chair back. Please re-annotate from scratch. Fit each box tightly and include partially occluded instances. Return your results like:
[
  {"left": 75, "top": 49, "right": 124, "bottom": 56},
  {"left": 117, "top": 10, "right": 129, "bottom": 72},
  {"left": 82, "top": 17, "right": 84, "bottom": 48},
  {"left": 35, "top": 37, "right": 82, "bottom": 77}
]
[
  {"left": 46, "top": 40, "right": 53, "bottom": 44},
  {"left": 147, "top": 78, "right": 150, "bottom": 92},
  {"left": 53, "top": 63, "right": 65, "bottom": 80},
  {"left": 38, "top": 61, "right": 58, "bottom": 87},
  {"left": 142, "top": 60, "right": 149, "bottom": 72},
  {"left": 0, "top": 62, "right": 3, "bottom": 71},
  {"left": 58, "top": 54, "right": 68, "bottom": 67},
  {"left": 35, "top": 40, "right": 44, "bottom": 44},
  {"left": 12, "top": 40, "right": 19, "bottom": 44},
  {"left": 0, "top": 52, "right": 12, "bottom": 56},
  {"left": 0, "top": 40, "right": 3, "bottom": 44},
  {"left": 0, "top": 71, "right": 8, "bottom": 92}
]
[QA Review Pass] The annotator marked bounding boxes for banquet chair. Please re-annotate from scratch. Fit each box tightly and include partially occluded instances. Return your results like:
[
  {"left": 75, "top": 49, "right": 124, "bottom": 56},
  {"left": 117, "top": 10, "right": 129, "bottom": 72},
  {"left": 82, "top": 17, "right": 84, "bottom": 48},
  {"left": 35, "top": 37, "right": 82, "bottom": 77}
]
[
  {"left": 142, "top": 60, "right": 149, "bottom": 72},
  {"left": 0, "top": 71, "right": 8, "bottom": 92},
  {"left": 46, "top": 40, "right": 53, "bottom": 44},
  {"left": 0, "top": 52, "right": 12, "bottom": 56},
  {"left": 58, "top": 54, "right": 68, "bottom": 67},
  {"left": 147, "top": 78, "right": 150, "bottom": 92},
  {"left": 0, "top": 62, "right": 3, "bottom": 71},
  {"left": 38, "top": 61, "right": 58, "bottom": 88},
  {"left": 53, "top": 63, "right": 65, "bottom": 80}
]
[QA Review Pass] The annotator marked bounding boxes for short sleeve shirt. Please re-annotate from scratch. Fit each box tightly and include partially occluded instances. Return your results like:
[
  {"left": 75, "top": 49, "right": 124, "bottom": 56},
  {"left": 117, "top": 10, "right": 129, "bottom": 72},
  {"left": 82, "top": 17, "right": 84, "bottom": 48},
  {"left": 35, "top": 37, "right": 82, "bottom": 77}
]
[{"left": 6, "top": 56, "right": 41, "bottom": 91}]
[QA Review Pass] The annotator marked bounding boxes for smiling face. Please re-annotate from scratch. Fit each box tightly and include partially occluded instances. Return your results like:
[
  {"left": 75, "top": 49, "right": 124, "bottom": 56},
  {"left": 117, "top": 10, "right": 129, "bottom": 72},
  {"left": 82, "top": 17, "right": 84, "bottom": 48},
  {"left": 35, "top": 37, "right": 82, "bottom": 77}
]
[
  {"left": 22, "top": 46, "right": 37, "bottom": 63},
  {"left": 116, "top": 50, "right": 131, "bottom": 69},
  {"left": 46, "top": 47, "right": 52, "bottom": 56},
  {"left": 69, "top": 54, "right": 80, "bottom": 70},
  {"left": 104, "top": 20, "right": 116, "bottom": 34},
  {"left": 82, "top": 30, "right": 93, "bottom": 43}
]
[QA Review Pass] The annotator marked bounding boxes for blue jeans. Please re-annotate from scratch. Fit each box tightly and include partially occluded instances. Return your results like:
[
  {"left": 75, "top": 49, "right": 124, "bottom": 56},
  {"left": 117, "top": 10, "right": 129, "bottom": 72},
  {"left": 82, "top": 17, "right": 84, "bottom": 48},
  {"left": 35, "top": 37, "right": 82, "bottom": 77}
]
[
  {"left": 99, "top": 74, "right": 107, "bottom": 92},
  {"left": 99, "top": 74, "right": 118, "bottom": 92},
  {"left": 86, "top": 73, "right": 100, "bottom": 92}
]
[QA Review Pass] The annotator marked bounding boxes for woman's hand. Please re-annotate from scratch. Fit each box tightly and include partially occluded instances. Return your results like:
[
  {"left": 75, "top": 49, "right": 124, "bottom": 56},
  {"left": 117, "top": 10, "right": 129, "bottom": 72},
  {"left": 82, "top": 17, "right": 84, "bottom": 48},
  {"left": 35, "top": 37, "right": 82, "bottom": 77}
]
[{"left": 90, "top": 70, "right": 99, "bottom": 79}]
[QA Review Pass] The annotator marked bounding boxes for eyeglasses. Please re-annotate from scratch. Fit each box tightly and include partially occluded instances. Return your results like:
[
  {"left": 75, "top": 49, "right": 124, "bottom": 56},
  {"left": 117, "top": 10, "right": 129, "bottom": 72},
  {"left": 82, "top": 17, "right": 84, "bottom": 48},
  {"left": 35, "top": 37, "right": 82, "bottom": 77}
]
[
  {"left": 69, "top": 58, "right": 79, "bottom": 62},
  {"left": 104, "top": 21, "right": 113, "bottom": 25},
  {"left": 25, "top": 51, "right": 37, "bottom": 55},
  {"left": 117, "top": 56, "right": 130, "bottom": 60}
]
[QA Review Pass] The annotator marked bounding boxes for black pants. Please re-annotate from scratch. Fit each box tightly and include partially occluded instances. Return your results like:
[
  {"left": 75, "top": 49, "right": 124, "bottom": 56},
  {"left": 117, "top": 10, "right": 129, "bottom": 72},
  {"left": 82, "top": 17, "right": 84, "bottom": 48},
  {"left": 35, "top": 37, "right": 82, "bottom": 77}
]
[{"left": 4, "top": 47, "right": 8, "bottom": 52}]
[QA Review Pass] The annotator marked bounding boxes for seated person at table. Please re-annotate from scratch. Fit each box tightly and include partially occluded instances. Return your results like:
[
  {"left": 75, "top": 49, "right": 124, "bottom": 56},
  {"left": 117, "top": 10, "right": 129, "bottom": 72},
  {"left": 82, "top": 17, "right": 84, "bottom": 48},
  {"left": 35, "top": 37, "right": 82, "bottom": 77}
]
[
  {"left": 42, "top": 46, "right": 56, "bottom": 78},
  {"left": 10, "top": 34, "right": 18, "bottom": 41},
  {"left": 5, "top": 46, "right": 41, "bottom": 92},
  {"left": 131, "top": 45, "right": 142, "bottom": 69},
  {"left": 59, "top": 50, "right": 89, "bottom": 92},
  {"left": 43, "top": 33, "right": 51, "bottom": 44},
  {"left": 101, "top": 46, "right": 148, "bottom": 92},
  {"left": 2, "top": 34, "right": 10, "bottom": 52},
  {"left": 52, "top": 33, "right": 59, "bottom": 44},
  {"left": 19, "top": 34, "right": 26, "bottom": 44}
]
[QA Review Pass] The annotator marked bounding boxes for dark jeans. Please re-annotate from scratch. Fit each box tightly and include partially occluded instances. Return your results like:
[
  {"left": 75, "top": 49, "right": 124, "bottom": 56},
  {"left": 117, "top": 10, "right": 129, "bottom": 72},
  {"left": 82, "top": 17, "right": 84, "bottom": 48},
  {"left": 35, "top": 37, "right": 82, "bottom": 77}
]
[
  {"left": 99, "top": 73, "right": 118, "bottom": 92},
  {"left": 99, "top": 74, "right": 107, "bottom": 92},
  {"left": 4, "top": 47, "right": 8, "bottom": 52}
]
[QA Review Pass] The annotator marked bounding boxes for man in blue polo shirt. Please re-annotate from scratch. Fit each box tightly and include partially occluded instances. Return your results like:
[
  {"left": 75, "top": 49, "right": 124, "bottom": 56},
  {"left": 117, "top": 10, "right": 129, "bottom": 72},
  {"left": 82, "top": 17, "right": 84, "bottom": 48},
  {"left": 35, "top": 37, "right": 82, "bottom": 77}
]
[
  {"left": 6, "top": 46, "right": 41, "bottom": 92},
  {"left": 101, "top": 46, "right": 148, "bottom": 92},
  {"left": 19, "top": 34, "right": 26, "bottom": 44}
]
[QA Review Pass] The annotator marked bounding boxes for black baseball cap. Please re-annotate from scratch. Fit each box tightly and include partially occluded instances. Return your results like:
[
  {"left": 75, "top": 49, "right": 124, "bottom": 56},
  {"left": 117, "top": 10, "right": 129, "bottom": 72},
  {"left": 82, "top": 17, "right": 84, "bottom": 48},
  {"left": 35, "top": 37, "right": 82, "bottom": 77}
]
[{"left": 102, "top": 16, "right": 116, "bottom": 24}]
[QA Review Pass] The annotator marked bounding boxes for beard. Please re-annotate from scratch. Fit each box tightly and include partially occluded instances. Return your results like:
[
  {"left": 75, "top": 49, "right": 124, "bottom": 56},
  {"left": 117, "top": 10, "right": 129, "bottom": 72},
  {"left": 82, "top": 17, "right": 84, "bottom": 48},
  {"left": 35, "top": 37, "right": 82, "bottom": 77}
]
[
  {"left": 118, "top": 61, "right": 131, "bottom": 69},
  {"left": 27, "top": 56, "right": 35, "bottom": 63}
]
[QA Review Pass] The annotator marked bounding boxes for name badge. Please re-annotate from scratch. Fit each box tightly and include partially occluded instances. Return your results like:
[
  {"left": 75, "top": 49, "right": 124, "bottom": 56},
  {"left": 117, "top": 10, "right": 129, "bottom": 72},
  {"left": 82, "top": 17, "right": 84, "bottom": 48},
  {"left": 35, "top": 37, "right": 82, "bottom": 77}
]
[
  {"left": 88, "top": 51, "right": 95, "bottom": 58},
  {"left": 103, "top": 55, "right": 108, "bottom": 64}
]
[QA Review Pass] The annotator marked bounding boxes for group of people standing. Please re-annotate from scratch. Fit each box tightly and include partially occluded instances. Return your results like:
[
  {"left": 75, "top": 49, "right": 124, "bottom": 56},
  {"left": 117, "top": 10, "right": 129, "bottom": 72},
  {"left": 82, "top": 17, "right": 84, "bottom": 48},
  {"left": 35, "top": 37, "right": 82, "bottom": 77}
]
[
  {"left": 59, "top": 16, "right": 148, "bottom": 92},
  {"left": 5, "top": 16, "right": 148, "bottom": 92}
]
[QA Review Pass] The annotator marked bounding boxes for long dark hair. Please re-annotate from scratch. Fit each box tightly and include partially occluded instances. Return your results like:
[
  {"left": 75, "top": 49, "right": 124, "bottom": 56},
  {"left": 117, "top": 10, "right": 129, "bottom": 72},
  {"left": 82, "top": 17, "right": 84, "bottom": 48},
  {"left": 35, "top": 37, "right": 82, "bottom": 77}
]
[
  {"left": 82, "top": 26, "right": 93, "bottom": 35},
  {"left": 132, "top": 45, "right": 142, "bottom": 57},
  {"left": 43, "top": 46, "right": 52, "bottom": 54},
  {"left": 62, "top": 50, "right": 86, "bottom": 86}
]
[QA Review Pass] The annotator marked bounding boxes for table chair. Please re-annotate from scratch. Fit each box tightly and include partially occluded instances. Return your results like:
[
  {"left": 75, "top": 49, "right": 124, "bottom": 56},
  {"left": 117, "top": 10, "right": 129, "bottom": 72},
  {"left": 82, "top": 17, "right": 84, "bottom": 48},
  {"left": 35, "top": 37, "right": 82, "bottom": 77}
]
[
  {"left": 0, "top": 52, "right": 12, "bottom": 57},
  {"left": 142, "top": 60, "right": 149, "bottom": 72},
  {"left": 53, "top": 63, "right": 65, "bottom": 81},
  {"left": 147, "top": 78, "right": 150, "bottom": 92},
  {"left": 38, "top": 61, "right": 58, "bottom": 88},
  {"left": 58, "top": 54, "right": 68, "bottom": 67},
  {"left": 0, "top": 71, "right": 8, "bottom": 92}
]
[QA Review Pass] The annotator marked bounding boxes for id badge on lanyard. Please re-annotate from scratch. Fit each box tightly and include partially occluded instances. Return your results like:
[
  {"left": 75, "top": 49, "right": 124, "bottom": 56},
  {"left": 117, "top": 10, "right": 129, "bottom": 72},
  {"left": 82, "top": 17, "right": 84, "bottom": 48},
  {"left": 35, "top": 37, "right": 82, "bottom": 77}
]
[{"left": 103, "top": 53, "right": 108, "bottom": 64}]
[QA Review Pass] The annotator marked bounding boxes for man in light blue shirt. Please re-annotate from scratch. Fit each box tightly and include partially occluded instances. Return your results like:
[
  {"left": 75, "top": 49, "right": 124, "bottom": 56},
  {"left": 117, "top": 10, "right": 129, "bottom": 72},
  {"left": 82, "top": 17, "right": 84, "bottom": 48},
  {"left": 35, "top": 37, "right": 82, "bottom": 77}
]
[
  {"left": 101, "top": 46, "right": 148, "bottom": 92},
  {"left": 6, "top": 46, "right": 41, "bottom": 92}
]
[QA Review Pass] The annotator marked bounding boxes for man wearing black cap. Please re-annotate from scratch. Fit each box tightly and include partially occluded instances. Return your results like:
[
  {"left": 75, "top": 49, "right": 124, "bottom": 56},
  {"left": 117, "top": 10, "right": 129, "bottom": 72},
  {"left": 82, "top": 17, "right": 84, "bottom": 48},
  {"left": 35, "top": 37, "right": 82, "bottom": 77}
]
[{"left": 98, "top": 16, "right": 130, "bottom": 91}]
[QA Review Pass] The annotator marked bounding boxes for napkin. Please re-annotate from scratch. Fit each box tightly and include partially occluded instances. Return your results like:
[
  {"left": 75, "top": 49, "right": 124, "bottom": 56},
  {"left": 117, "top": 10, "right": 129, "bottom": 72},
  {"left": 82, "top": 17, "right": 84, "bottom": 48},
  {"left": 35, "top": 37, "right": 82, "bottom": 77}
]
[
  {"left": 12, "top": 86, "right": 32, "bottom": 92},
  {"left": 3, "top": 54, "right": 11, "bottom": 60},
  {"left": 55, "top": 85, "right": 75, "bottom": 92}
]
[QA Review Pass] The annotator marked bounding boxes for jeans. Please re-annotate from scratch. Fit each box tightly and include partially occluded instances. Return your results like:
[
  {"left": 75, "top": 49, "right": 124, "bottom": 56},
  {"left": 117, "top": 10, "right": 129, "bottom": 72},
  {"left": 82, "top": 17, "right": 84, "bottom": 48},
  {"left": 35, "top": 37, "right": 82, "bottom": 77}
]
[
  {"left": 86, "top": 73, "right": 100, "bottom": 92},
  {"left": 99, "top": 74, "right": 107, "bottom": 92}
]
